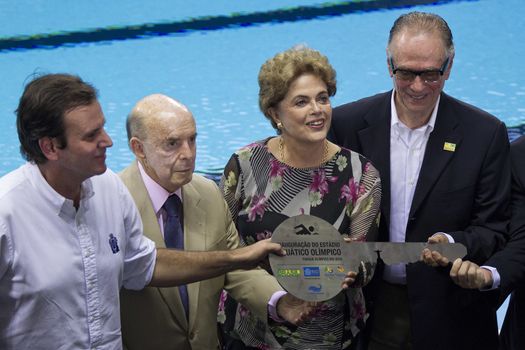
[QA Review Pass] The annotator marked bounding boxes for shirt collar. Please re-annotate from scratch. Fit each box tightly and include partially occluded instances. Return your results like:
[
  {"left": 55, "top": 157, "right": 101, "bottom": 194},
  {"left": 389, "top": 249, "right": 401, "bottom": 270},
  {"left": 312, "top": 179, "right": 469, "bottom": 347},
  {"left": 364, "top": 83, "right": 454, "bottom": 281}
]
[
  {"left": 28, "top": 163, "right": 94, "bottom": 216},
  {"left": 137, "top": 161, "right": 182, "bottom": 215},
  {"left": 390, "top": 91, "right": 440, "bottom": 133}
]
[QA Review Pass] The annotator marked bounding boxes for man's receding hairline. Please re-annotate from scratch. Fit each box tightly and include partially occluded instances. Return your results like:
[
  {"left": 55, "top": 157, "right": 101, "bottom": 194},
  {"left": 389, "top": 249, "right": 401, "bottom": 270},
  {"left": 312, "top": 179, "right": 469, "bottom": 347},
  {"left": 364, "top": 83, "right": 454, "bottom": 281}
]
[{"left": 130, "top": 94, "right": 195, "bottom": 140}]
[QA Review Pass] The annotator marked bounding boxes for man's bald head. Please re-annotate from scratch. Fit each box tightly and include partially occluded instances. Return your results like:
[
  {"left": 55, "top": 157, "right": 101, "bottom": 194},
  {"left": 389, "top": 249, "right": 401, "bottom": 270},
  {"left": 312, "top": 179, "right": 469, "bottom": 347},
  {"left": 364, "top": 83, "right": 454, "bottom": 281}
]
[{"left": 126, "top": 94, "right": 192, "bottom": 142}]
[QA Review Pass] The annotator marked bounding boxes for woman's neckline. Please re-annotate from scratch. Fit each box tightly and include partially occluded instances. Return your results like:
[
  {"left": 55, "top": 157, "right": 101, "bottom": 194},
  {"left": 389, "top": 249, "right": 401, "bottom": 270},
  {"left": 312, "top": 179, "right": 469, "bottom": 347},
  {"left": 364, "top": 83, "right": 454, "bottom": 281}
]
[{"left": 262, "top": 136, "right": 340, "bottom": 170}]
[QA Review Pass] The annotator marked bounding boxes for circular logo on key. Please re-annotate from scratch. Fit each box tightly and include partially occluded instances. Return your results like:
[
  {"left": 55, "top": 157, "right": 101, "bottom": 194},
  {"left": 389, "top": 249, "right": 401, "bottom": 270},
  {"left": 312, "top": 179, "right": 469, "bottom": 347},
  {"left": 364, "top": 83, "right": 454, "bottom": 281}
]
[{"left": 269, "top": 215, "right": 350, "bottom": 302}]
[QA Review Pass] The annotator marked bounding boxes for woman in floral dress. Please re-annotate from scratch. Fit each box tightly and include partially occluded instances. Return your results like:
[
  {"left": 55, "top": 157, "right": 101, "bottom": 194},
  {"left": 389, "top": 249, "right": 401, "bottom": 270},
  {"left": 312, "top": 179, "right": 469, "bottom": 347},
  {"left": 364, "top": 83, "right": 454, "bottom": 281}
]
[{"left": 218, "top": 46, "right": 381, "bottom": 350}]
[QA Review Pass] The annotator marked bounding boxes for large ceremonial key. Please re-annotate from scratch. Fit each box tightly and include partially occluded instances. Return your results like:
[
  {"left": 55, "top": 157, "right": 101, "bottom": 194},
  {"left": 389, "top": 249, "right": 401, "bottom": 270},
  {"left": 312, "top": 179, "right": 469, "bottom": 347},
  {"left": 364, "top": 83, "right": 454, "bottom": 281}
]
[{"left": 269, "top": 215, "right": 467, "bottom": 302}]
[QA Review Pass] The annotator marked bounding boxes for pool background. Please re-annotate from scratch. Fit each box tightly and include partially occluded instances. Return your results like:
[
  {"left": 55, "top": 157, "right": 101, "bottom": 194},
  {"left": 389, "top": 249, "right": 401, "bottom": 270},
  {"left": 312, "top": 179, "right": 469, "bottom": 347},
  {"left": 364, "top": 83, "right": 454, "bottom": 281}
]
[
  {"left": 0, "top": 0, "right": 523, "bottom": 329},
  {"left": 1, "top": 0, "right": 524, "bottom": 174}
]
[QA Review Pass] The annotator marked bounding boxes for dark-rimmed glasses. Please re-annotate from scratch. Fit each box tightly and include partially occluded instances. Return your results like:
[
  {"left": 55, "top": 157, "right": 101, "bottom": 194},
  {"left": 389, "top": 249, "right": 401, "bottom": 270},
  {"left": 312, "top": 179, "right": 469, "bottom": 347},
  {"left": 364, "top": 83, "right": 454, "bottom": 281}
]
[{"left": 390, "top": 57, "right": 450, "bottom": 84}]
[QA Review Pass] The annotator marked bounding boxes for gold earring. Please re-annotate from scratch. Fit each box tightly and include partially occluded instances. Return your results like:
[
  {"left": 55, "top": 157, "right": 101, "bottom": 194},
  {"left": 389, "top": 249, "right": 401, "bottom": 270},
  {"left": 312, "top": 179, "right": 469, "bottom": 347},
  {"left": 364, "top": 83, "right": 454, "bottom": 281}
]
[{"left": 276, "top": 121, "right": 283, "bottom": 129}]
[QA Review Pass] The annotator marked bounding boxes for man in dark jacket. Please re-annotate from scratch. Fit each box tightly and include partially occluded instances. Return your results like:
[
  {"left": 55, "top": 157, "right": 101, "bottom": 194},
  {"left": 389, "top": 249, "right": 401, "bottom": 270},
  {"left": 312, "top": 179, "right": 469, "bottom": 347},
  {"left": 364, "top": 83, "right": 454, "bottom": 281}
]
[{"left": 329, "top": 11, "right": 510, "bottom": 350}]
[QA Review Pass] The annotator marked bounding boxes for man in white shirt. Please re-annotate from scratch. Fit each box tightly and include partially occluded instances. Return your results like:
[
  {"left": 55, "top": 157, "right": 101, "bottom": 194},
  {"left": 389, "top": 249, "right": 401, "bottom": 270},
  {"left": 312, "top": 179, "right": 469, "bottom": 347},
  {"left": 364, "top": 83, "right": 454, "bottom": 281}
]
[
  {"left": 329, "top": 11, "right": 510, "bottom": 350},
  {"left": 0, "top": 74, "right": 296, "bottom": 349}
]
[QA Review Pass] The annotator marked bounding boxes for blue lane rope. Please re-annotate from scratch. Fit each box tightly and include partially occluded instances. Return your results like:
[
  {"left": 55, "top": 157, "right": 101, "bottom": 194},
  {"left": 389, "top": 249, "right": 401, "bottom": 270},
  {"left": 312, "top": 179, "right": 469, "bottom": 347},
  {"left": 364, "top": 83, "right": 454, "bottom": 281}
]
[{"left": 0, "top": 0, "right": 473, "bottom": 52}]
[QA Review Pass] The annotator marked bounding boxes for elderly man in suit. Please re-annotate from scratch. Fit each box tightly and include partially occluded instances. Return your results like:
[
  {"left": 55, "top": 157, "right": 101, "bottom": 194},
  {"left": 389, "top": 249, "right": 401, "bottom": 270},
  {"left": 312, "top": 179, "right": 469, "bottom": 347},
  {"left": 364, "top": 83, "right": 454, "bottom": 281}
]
[
  {"left": 119, "top": 94, "right": 315, "bottom": 350},
  {"left": 329, "top": 11, "right": 510, "bottom": 350},
  {"left": 427, "top": 135, "right": 525, "bottom": 350}
]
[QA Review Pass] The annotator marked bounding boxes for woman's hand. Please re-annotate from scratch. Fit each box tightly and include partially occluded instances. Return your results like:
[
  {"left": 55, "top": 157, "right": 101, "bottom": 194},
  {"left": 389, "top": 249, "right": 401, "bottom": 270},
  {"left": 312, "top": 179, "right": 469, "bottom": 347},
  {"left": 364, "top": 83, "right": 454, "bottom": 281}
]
[{"left": 341, "top": 271, "right": 358, "bottom": 289}]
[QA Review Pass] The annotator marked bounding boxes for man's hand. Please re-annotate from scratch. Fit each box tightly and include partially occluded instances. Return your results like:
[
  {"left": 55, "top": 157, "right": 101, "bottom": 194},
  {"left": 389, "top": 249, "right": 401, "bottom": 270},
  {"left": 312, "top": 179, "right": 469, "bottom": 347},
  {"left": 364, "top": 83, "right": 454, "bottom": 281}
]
[
  {"left": 449, "top": 258, "right": 493, "bottom": 289},
  {"left": 232, "top": 238, "right": 285, "bottom": 270},
  {"left": 421, "top": 234, "right": 450, "bottom": 267},
  {"left": 276, "top": 293, "right": 318, "bottom": 325}
]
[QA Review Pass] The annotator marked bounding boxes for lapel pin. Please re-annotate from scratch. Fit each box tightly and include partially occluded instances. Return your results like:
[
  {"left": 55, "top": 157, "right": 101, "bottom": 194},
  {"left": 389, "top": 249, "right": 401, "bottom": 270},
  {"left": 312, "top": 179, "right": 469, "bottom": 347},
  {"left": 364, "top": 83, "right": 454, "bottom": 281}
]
[{"left": 443, "top": 142, "right": 456, "bottom": 152}]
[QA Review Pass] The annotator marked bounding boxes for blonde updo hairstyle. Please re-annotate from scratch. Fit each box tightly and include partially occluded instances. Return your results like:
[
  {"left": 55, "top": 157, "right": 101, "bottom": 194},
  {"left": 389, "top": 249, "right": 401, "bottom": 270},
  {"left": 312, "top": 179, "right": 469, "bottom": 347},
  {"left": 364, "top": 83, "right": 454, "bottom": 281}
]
[{"left": 258, "top": 46, "right": 337, "bottom": 133}]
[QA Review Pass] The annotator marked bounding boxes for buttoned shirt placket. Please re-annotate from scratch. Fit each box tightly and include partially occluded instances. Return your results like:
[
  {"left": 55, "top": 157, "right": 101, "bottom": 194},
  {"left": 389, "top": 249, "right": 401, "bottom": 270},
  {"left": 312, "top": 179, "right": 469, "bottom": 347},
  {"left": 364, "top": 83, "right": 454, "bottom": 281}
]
[{"left": 63, "top": 196, "right": 103, "bottom": 349}]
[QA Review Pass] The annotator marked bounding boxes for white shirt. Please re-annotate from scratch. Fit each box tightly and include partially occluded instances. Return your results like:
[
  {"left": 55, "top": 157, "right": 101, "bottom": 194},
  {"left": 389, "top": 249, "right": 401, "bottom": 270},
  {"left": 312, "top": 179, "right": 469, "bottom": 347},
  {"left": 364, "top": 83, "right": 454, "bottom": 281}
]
[
  {"left": 384, "top": 93, "right": 439, "bottom": 284},
  {"left": 0, "top": 163, "right": 156, "bottom": 349}
]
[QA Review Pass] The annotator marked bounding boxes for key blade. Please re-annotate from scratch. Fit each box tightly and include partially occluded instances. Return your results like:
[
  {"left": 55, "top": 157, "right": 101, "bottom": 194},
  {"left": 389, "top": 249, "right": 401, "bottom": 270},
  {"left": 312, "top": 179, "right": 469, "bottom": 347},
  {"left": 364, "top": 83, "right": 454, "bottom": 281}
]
[
  {"left": 345, "top": 242, "right": 379, "bottom": 272},
  {"left": 374, "top": 242, "right": 426, "bottom": 265},
  {"left": 424, "top": 242, "right": 467, "bottom": 261},
  {"left": 344, "top": 242, "right": 467, "bottom": 271}
]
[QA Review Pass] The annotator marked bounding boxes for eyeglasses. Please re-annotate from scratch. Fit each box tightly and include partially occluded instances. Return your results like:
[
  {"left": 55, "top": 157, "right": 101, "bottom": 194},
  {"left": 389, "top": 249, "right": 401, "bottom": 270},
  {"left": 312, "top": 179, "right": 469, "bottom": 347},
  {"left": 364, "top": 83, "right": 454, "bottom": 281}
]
[{"left": 390, "top": 57, "right": 450, "bottom": 84}]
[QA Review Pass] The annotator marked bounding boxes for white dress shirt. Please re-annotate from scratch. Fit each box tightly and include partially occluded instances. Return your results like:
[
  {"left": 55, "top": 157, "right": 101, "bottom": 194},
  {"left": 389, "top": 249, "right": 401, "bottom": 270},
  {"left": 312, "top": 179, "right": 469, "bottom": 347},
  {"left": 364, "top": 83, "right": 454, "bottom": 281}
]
[
  {"left": 0, "top": 163, "right": 156, "bottom": 349},
  {"left": 384, "top": 93, "right": 439, "bottom": 284}
]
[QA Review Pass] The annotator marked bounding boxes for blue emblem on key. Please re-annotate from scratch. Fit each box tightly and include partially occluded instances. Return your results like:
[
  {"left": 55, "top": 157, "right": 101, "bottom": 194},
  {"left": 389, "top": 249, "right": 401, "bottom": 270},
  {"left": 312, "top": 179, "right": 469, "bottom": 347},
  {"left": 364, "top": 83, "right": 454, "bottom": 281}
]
[
  {"left": 303, "top": 266, "right": 320, "bottom": 277},
  {"left": 109, "top": 233, "right": 120, "bottom": 254}
]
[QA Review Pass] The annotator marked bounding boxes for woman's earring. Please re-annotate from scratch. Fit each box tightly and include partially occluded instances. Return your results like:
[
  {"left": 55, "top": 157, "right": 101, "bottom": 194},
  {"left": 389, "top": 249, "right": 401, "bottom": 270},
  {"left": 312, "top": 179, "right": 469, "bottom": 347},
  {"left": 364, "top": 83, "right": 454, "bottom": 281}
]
[{"left": 276, "top": 121, "right": 283, "bottom": 129}]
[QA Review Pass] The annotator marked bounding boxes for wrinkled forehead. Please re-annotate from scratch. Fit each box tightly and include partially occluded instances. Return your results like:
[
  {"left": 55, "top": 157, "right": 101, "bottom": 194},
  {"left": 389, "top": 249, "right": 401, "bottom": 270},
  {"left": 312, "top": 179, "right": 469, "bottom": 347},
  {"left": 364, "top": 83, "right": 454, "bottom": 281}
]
[
  {"left": 146, "top": 108, "right": 196, "bottom": 140},
  {"left": 389, "top": 29, "right": 448, "bottom": 60}
]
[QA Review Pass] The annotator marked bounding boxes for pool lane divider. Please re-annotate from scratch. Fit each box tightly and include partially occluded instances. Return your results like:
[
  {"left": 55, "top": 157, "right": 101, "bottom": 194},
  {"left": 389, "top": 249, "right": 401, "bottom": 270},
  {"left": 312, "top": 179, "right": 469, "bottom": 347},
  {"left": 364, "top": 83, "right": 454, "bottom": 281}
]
[{"left": 0, "top": 0, "right": 476, "bottom": 52}]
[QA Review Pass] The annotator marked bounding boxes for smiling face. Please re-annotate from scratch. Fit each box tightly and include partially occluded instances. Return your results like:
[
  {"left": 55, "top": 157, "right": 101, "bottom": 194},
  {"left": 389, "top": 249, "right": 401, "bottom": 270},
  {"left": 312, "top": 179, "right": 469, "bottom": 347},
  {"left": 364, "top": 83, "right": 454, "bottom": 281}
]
[
  {"left": 270, "top": 73, "right": 332, "bottom": 149},
  {"left": 135, "top": 103, "right": 197, "bottom": 193},
  {"left": 55, "top": 101, "right": 113, "bottom": 183},
  {"left": 388, "top": 29, "right": 453, "bottom": 127}
]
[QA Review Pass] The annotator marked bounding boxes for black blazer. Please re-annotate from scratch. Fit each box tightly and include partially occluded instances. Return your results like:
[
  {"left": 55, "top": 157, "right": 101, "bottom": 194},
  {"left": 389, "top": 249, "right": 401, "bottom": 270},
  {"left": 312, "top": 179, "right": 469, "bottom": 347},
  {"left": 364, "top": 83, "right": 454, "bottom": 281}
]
[
  {"left": 330, "top": 91, "right": 511, "bottom": 350},
  {"left": 487, "top": 136, "right": 525, "bottom": 350}
]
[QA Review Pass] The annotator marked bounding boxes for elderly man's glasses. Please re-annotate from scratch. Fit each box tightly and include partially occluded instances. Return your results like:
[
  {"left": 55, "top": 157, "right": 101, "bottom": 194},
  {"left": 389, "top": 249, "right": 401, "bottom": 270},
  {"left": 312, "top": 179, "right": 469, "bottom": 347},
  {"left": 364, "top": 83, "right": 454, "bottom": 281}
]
[{"left": 390, "top": 57, "right": 450, "bottom": 84}]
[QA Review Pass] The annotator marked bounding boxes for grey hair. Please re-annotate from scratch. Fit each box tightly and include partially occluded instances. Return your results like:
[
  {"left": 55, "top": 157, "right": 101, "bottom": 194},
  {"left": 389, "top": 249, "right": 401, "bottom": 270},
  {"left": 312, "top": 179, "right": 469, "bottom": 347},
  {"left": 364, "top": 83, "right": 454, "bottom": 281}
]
[{"left": 387, "top": 11, "right": 455, "bottom": 58}]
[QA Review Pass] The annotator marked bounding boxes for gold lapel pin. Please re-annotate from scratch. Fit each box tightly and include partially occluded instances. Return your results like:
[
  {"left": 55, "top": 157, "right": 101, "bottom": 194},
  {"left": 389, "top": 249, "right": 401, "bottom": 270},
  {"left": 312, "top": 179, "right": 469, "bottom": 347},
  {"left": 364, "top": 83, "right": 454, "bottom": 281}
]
[{"left": 443, "top": 142, "right": 456, "bottom": 152}]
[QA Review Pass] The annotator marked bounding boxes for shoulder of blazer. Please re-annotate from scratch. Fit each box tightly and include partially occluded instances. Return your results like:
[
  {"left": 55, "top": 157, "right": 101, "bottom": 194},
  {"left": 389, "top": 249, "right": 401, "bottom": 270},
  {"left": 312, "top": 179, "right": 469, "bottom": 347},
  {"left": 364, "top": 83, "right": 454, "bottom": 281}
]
[
  {"left": 182, "top": 173, "right": 223, "bottom": 207},
  {"left": 334, "top": 91, "right": 391, "bottom": 118},
  {"left": 117, "top": 162, "right": 155, "bottom": 215},
  {"left": 439, "top": 92, "right": 504, "bottom": 128},
  {"left": 511, "top": 136, "right": 525, "bottom": 184},
  {"left": 512, "top": 135, "right": 525, "bottom": 153},
  {"left": 332, "top": 91, "right": 392, "bottom": 130},
  {"left": 118, "top": 161, "right": 140, "bottom": 185},
  {"left": 330, "top": 91, "right": 392, "bottom": 150},
  {"left": 184, "top": 173, "right": 219, "bottom": 194}
]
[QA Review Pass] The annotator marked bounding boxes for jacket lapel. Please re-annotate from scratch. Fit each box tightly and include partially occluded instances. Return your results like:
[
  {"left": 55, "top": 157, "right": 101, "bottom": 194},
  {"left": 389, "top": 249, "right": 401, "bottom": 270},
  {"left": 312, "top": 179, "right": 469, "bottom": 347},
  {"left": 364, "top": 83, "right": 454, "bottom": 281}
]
[
  {"left": 181, "top": 181, "right": 206, "bottom": 331},
  {"left": 357, "top": 92, "right": 392, "bottom": 233},
  {"left": 409, "top": 94, "right": 462, "bottom": 222}
]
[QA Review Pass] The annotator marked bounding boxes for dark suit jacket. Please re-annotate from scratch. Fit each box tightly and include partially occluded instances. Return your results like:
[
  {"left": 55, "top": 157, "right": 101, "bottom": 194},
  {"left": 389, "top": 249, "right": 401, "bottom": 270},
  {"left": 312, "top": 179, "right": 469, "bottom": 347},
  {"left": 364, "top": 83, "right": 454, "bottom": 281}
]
[
  {"left": 486, "top": 136, "right": 525, "bottom": 350},
  {"left": 329, "top": 91, "right": 511, "bottom": 350}
]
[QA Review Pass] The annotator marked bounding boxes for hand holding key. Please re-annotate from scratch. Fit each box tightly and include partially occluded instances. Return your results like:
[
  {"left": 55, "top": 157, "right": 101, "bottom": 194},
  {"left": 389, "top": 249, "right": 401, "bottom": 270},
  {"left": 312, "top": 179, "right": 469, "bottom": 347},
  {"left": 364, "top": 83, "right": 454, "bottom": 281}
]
[{"left": 421, "top": 233, "right": 451, "bottom": 267}]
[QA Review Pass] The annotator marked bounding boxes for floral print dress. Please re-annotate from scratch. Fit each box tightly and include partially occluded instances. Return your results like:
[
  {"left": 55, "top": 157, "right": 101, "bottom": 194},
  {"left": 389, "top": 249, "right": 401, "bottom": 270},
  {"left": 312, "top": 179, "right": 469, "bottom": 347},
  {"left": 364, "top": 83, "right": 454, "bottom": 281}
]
[{"left": 218, "top": 138, "right": 381, "bottom": 350}]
